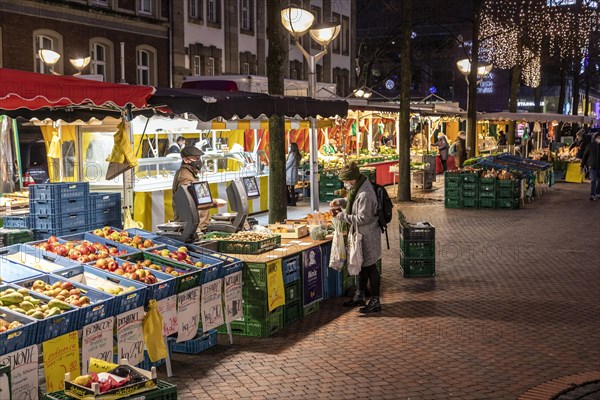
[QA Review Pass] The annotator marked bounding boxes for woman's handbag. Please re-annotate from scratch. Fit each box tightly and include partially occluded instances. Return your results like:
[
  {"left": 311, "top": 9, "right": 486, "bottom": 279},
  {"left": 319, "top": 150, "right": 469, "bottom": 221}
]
[{"left": 347, "top": 223, "right": 363, "bottom": 276}]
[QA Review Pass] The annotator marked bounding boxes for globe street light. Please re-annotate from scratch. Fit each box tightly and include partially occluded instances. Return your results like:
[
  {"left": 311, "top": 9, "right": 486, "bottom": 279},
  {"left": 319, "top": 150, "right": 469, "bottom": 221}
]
[
  {"left": 38, "top": 49, "right": 61, "bottom": 75},
  {"left": 281, "top": 7, "right": 341, "bottom": 211},
  {"left": 70, "top": 56, "right": 91, "bottom": 75}
]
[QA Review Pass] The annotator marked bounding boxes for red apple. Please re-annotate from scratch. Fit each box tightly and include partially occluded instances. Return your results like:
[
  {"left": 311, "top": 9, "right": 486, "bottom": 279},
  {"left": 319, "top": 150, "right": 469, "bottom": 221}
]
[
  {"left": 48, "top": 236, "right": 58, "bottom": 243},
  {"left": 114, "top": 268, "right": 125, "bottom": 276}
]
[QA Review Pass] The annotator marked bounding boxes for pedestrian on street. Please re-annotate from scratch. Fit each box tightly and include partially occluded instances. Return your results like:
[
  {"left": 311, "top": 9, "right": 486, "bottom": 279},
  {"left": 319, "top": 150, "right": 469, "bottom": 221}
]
[
  {"left": 455, "top": 131, "right": 468, "bottom": 169},
  {"left": 581, "top": 133, "right": 600, "bottom": 201},
  {"left": 498, "top": 130, "right": 507, "bottom": 146},
  {"left": 329, "top": 162, "right": 382, "bottom": 313},
  {"left": 435, "top": 133, "right": 449, "bottom": 172},
  {"left": 286, "top": 142, "right": 301, "bottom": 206}
]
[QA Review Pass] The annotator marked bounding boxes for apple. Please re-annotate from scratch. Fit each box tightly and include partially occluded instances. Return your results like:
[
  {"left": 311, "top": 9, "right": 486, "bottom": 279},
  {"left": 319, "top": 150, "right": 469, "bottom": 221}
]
[
  {"left": 107, "top": 260, "right": 117, "bottom": 271},
  {"left": 114, "top": 268, "right": 125, "bottom": 276},
  {"left": 55, "top": 245, "right": 68, "bottom": 257},
  {"left": 177, "top": 246, "right": 188, "bottom": 253},
  {"left": 93, "top": 229, "right": 104, "bottom": 237},
  {"left": 142, "top": 239, "right": 154, "bottom": 248},
  {"left": 160, "top": 249, "right": 170, "bottom": 257},
  {"left": 48, "top": 236, "right": 58, "bottom": 243},
  {"left": 110, "top": 232, "right": 120, "bottom": 241},
  {"left": 132, "top": 236, "right": 143, "bottom": 245},
  {"left": 177, "top": 252, "right": 187, "bottom": 261},
  {"left": 96, "top": 258, "right": 107, "bottom": 268}
]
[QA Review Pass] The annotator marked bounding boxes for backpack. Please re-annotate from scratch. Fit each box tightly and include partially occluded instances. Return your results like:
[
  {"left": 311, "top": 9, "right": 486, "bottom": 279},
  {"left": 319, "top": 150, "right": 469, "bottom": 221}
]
[
  {"left": 373, "top": 183, "right": 393, "bottom": 249},
  {"left": 449, "top": 142, "right": 457, "bottom": 156}
]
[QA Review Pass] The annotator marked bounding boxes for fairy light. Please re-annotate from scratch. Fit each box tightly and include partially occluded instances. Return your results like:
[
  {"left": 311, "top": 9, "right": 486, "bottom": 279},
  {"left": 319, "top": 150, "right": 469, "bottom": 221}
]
[{"left": 522, "top": 47, "right": 541, "bottom": 87}]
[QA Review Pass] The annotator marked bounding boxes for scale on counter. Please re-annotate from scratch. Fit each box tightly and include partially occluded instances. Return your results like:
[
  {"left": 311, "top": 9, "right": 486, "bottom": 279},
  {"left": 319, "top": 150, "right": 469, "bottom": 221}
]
[{"left": 206, "top": 176, "right": 260, "bottom": 233}]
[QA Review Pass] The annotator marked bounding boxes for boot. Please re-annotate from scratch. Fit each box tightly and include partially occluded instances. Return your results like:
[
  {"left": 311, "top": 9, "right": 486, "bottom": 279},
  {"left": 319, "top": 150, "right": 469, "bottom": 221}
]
[
  {"left": 343, "top": 290, "right": 365, "bottom": 307},
  {"left": 359, "top": 296, "right": 381, "bottom": 313}
]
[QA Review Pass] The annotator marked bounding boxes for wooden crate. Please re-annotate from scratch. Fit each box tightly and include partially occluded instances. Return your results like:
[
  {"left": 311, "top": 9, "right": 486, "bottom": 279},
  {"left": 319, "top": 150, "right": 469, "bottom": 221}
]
[{"left": 267, "top": 224, "right": 309, "bottom": 239}]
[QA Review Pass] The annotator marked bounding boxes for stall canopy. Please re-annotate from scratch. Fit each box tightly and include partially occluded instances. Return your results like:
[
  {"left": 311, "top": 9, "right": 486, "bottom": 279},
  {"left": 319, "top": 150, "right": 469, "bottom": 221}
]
[
  {"left": 479, "top": 111, "right": 597, "bottom": 125},
  {"left": 0, "top": 67, "right": 154, "bottom": 116},
  {"left": 148, "top": 88, "right": 348, "bottom": 121}
]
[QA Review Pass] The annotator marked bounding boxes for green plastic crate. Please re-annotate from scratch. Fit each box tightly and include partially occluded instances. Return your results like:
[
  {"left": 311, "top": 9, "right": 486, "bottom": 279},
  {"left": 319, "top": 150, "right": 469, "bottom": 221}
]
[
  {"left": 445, "top": 180, "right": 461, "bottom": 189},
  {"left": 498, "top": 188, "right": 520, "bottom": 198},
  {"left": 243, "top": 262, "right": 269, "bottom": 288},
  {"left": 0, "top": 228, "right": 34, "bottom": 245},
  {"left": 497, "top": 179, "right": 518, "bottom": 189},
  {"left": 303, "top": 301, "right": 320, "bottom": 317},
  {"left": 220, "top": 308, "right": 284, "bottom": 337},
  {"left": 444, "top": 198, "right": 463, "bottom": 208},
  {"left": 285, "top": 280, "right": 301, "bottom": 304},
  {"left": 243, "top": 301, "right": 283, "bottom": 320},
  {"left": 462, "top": 197, "right": 478, "bottom": 208},
  {"left": 461, "top": 173, "right": 479, "bottom": 183},
  {"left": 497, "top": 197, "right": 520, "bottom": 209},
  {"left": 44, "top": 381, "right": 177, "bottom": 400},
  {"left": 478, "top": 198, "right": 496, "bottom": 209},
  {"left": 243, "top": 284, "right": 268, "bottom": 303},
  {"left": 401, "top": 258, "right": 435, "bottom": 278},
  {"left": 284, "top": 298, "right": 302, "bottom": 325},
  {"left": 217, "top": 235, "right": 281, "bottom": 254},
  {"left": 444, "top": 188, "right": 461, "bottom": 199},
  {"left": 478, "top": 189, "right": 496, "bottom": 198},
  {"left": 479, "top": 177, "right": 496, "bottom": 185},
  {"left": 401, "top": 240, "right": 435, "bottom": 259}
]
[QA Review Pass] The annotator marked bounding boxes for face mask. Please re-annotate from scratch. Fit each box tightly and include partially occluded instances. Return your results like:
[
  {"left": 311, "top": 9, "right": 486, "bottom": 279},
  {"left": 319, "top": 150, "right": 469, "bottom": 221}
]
[
  {"left": 344, "top": 182, "right": 354, "bottom": 190},
  {"left": 190, "top": 160, "right": 203, "bottom": 170}
]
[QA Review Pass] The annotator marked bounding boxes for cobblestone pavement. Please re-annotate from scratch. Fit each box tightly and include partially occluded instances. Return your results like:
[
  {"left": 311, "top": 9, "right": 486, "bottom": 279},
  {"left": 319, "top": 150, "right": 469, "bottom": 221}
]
[{"left": 165, "top": 182, "right": 600, "bottom": 400}]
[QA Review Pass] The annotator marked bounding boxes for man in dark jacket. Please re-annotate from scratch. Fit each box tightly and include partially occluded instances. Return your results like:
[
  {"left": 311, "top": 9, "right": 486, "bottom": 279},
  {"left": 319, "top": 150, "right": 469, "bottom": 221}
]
[
  {"left": 581, "top": 133, "right": 600, "bottom": 201},
  {"left": 455, "top": 131, "right": 468, "bottom": 168},
  {"left": 172, "top": 146, "right": 212, "bottom": 228}
]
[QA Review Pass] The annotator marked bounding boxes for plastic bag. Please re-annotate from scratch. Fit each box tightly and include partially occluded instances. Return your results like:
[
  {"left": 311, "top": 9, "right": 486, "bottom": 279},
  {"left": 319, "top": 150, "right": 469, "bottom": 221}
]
[
  {"left": 142, "top": 300, "right": 167, "bottom": 362},
  {"left": 347, "top": 223, "right": 363, "bottom": 276},
  {"left": 329, "top": 218, "right": 346, "bottom": 271}
]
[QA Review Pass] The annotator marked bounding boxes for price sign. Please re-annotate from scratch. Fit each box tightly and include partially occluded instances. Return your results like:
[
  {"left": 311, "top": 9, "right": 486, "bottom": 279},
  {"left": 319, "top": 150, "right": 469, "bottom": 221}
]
[
  {"left": 224, "top": 271, "right": 243, "bottom": 323},
  {"left": 158, "top": 295, "right": 178, "bottom": 337},
  {"left": 303, "top": 247, "right": 323, "bottom": 306},
  {"left": 43, "top": 332, "right": 80, "bottom": 393},
  {"left": 0, "top": 345, "right": 39, "bottom": 400},
  {"left": 201, "top": 279, "right": 224, "bottom": 331},
  {"left": 81, "top": 317, "right": 115, "bottom": 374},
  {"left": 116, "top": 307, "right": 145, "bottom": 365},
  {"left": 177, "top": 287, "right": 200, "bottom": 342}
]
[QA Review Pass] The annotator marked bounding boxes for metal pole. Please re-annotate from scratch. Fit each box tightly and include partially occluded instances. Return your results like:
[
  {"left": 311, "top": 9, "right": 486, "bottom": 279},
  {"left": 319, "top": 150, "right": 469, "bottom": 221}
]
[{"left": 307, "top": 55, "right": 319, "bottom": 211}]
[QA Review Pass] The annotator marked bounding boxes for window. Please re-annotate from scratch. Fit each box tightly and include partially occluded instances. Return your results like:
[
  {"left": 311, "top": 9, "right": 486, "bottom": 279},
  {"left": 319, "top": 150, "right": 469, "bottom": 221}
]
[
  {"left": 189, "top": 0, "right": 199, "bottom": 18},
  {"left": 310, "top": 6, "right": 322, "bottom": 49},
  {"left": 241, "top": 0, "right": 251, "bottom": 30},
  {"left": 207, "top": 0, "right": 218, "bottom": 23},
  {"left": 342, "top": 16, "right": 350, "bottom": 55},
  {"left": 90, "top": 38, "right": 114, "bottom": 82},
  {"left": 332, "top": 13, "right": 341, "bottom": 53},
  {"left": 136, "top": 45, "right": 157, "bottom": 85},
  {"left": 242, "top": 62, "right": 250, "bottom": 75},
  {"left": 140, "top": 0, "right": 152, "bottom": 14},
  {"left": 194, "top": 55, "right": 201, "bottom": 75},
  {"left": 92, "top": 43, "right": 106, "bottom": 78},
  {"left": 207, "top": 57, "right": 215, "bottom": 76},
  {"left": 33, "top": 30, "right": 63, "bottom": 74}
]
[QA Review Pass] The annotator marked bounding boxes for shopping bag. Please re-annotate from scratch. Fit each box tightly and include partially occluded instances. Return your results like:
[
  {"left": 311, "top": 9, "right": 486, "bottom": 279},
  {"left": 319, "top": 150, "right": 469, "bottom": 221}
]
[
  {"left": 347, "top": 223, "right": 363, "bottom": 276},
  {"left": 329, "top": 218, "right": 346, "bottom": 271},
  {"left": 142, "top": 300, "right": 168, "bottom": 362}
]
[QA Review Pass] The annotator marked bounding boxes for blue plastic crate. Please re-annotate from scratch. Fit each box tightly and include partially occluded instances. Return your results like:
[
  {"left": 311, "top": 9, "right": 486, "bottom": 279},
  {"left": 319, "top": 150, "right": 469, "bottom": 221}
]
[
  {"left": 31, "top": 211, "right": 88, "bottom": 230},
  {"left": 0, "top": 258, "right": 44, "bottom": 283},
  {"left": 13, "top": 274, "right": 117, "bottom": 329},
  {"left": 0, "top": 283, "right": 80, "bottom": 343},
  {"left": 323, "top": 266, "right": 343, "bottom": 300},
  {"left": 29, "top": 182, "right": 89, "bottom": 201},
  {"left": 89, "top": 209, "right": 121, "bottom": 226},
  {"left": 57, "top": 232, "right": 136, "bottom": 258},
  {"left": 2, "top": 215, "right": 30, "bottom": 229},
  {"left": 33, "top": 226, "right": 90, "bottom": 240},
  {"left": 282, "top": 254, "right": 301, "bottom": 285},
  {"left": 89, "top": 192, "right": 121, "bottom": 210},
  {"left": 114, "top": 258, "right": 176, "bottom": 301},
  {"left": 87, "top": 227, "right": 160, "bottom": 252},
  {"left": 30, "top": 197, "right": 88, "bottom": 216},
  {"left": 0, "top": 244, "right": 81, "bottom": 274},
  {"left": 54, "top": 265, "right": 148, "bottom": 312},
  {"left": 0, "top": 307, "right": 38, "bottom": 355},
  {"left": 171, "top": 329, "right": 217, "bottom": 354},
  {"left": 219, "top": 260, "right": 243, "bottom": 277}
]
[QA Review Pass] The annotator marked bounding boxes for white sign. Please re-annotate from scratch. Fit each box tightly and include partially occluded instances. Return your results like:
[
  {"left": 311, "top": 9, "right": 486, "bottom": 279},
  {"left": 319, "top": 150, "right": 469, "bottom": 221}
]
[
  {"left": 201, "top": 279, "right": 224, "bottom": 332},
  {"left": 0, "top": 345, "right": 39, "bottom": 400},
  {"left": 177, "top": 287, "right": 200, "bottom": 343},
  {"left": 116, "top": 307, "right": 145, "bottom": 366},
  {"left": 158, "top": 295, "right": 178, "bottom": 337},
  {"left": 82, "top": 317, "right": 115, "bottom": 374},
  {"left": 224, "top": 271, "right": 243, "bottom": 323}
]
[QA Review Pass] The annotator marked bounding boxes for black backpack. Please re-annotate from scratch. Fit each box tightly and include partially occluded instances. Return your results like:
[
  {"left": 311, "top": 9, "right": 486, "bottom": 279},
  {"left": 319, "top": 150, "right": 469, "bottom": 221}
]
[{"left": 373, "top": 183, "right": 393, "bottom": 249}]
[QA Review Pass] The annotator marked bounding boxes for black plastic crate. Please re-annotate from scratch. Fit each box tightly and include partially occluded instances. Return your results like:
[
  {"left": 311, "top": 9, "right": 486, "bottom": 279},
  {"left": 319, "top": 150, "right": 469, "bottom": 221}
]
[
  {"left": 2, "top": 215, "right": 30, "bottom": 229},
  {"left": 400, "top": 222, "right": 435, "bottom": 241},
  {"left": 400, "top": 240, "right": 435, "bottom": 259},
  {"left": 400, "top": 258, "right": 435, "bottom": 278},
  {"left": 284, "top": 298, "right": 302, "bottom": 325},
  {"left": 89, "top": 208, "right": 121, "bottom": 226}
]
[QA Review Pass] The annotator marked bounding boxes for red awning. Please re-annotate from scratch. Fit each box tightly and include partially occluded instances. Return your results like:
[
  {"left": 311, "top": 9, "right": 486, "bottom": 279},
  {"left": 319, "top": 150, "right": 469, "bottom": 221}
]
[{"left": 0, "top": 68, "right": 155, "bottom": 110}]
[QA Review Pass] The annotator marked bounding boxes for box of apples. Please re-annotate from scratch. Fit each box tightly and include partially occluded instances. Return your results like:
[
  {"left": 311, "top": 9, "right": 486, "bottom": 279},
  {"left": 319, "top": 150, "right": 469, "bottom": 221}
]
[
  {"left": 90, "top": 226, "right": 158, "bottom": 251},
  {"left": 112, "top": 259, "right": 175, "bottom": 301},
  {"left": 30, "top": 234, "right": 133, "bottom": 265},
  {"left": 14, "top": 274, "right": 116, "bottom": 328},
  {"left": 1, "top": 243, "right": 81, "bottom": 274},
  {"left": 148, "top": 245, "right": 224, "bottom": 285}
]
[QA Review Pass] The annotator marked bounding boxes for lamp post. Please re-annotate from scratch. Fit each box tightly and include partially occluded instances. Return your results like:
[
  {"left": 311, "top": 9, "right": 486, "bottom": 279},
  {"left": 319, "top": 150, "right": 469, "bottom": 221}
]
[
  {"left": 281, "top": 7, "right": 340, "bottom": 211},
  {"left": 456, "top": 58, "right": 492, "bottom": 156},
  {"left": 38, "top": 49, "right": 61, "bottom": 75},
  {"left": 70, "top": 57, "right": 91, "bottom": 75}
]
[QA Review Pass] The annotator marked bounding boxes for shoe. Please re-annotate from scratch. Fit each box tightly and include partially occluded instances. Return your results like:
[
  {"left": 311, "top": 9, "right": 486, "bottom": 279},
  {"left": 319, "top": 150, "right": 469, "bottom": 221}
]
[
  {"left": 591, "top": 196, "right": 596, "bottom": 201},
  {"left": 343, "top": 298, "right": 366, "bottom": 307},
  {"left": 359, "top": 297, "right": 382, "bottom": 313}
]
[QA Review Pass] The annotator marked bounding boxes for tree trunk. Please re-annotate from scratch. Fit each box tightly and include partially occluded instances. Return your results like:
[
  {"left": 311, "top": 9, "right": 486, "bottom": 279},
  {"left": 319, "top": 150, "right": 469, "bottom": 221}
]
[
  {"left": 572, "top": 66, "right": 580, "bottom": 116},
  {"left": 557, "top": 61, "right": 567, "bottom": 115},
  {"left": 466, "top": 0, "right": 483, "bottom": 159},
  {"left": 266, "top": 1, "right": 287, "bottom": 224},
  {"left": 397, "top": 0, "right": 412, "bottom": 202},
  {"left": 534, "top": 85, "right": 542, "bottom": 113},
  {"left": 584, "top": 77, "right": 590, "bottom": 116},
  {"left": 507, "top": 64, "right": 521, "bottom": 146}
]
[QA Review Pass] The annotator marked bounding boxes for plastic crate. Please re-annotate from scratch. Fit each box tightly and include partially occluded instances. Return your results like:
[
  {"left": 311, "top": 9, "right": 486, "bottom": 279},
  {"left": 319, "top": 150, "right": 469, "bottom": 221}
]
[
  {"left": 498, "top": 188, "right": 520, "bottom": 198},
  {"left": 497, "top": 197, "right": 520, "bottom": 209},
  {"left": 220, "top": 308, "right": 284, "bottom": 337},
  {"left": 444, "top": 171, "right": 462, "bottom": 183},
  {"left": 31, "top": 211, "right": 88, "bottom": 230},
  {"left": 54, "top": 265, "right": 148, "bottom": 312},
  {"left": 444, "top": 180, "right": 461, "bottom": 189},
  {"left": 113, "top": 258, "right": 176, "bottom": 301},
  {"left": 44, "top": 380, "right": 177, "bottom": 400},
  {"left": 478, "top": 198, "right": 496, "bottom": 209},
  {"left": 2, "top": 215, "right": 30, "bottom": 229},
  {"left": 461, "top": 173, "right": 479, "bottom": 183},
  {"left": 497, "top": 179, "right": 519, "bottom": 189},
  {"left": 0, "top": 258, "right": 44, "bottom": 283},
  {"left": 30, "top": 197, "right": 88, "bottom": 216},
  {"left": 86, "top": 227, "right": 160, "bottom": 252},
  {"left": 243, "top": 260, "right": 279, "bottom": 288},
  {"left": 0, "top": 228, "right": 34, "bottom": 245},
  {"left": 89, "top": 208, "right": 121, "bottom": 226},
  {"left": 400, "top": 222, "right": 435, "bottom": 241},
  {"left": 57, "top": 232, "right": 137, "bottom": 258},
  {"left": 400, "top": 258, "right": 435, "bottom": 278},
  {"left": 284, "top": 280, "right": 301, "bottom": 304},
  {"left": 444, "top": 188, "right": 461, "bottom": 199},
  {"left": 302, "top": 301, "right": 320, "bottom": 317},
  {"left": 284, "top": 298, "right": 302, "bottom": 324},
  {"left": 137, "top": 338, "right": 174, "bottom": 370},
  {"left": 478, "top": 188, "right": 496, "bottom": 198},
  {"left": 0, "top": 283, "right": 80, "bottom": 342},
  {"left": 444, "top": 198, "right": 463, "bottom": 209},
  {"left": 33, "top": 226, "right": 89, "bottom": 240},
  {"left": 0, "top": 243, "right": 82, "bottom": 274},
  {"left": 171, "top": 329, "right": 217, "bottom": 354},
  {"left": 216, "top": 234, "right": 281, "bottom": 254},
  {"left": 242, "top": 284, "right": 267, "bottom": 305},
  {"left": 14, "top": 274, "right": 116, "bottom": 329},
  {"left": 29, "top": 182, "right": 89, "bottom": 201},
  {"left": 149, "top": 244, "right": 223, "bottom": 284},
  {"left": 282, "top": 254, "right": 301, "bottom": 284},
  {"left": 219, "top": 260, "right": 244, "bottom": 277},
  {"left": 0, "top": 307, "right": 38, "bottom": 355},
  {"left": 462, "top": 197, "right": 478, "bottom": 208},
  {"left": 400, "top": 240, "right": 435, "bottom": 259},
  {"left": 242, "top": 301, "right": 282, "bottom": 320},
  {"left": 89, "top": 192, "right": 121, "bottom": 210},
  {"left": 461, "top": 189, "right": 478, "bottom": 198},
  {"left": 479, "top": 177, "right": 496, "bottom": 185}
]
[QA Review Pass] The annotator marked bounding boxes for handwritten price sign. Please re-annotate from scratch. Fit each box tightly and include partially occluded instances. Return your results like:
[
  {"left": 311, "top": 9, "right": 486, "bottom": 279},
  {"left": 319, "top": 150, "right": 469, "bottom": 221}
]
[
  {"left": 224, "top": 271, "right": 243, "bottom": 323},
  {"left": 177, "top": 287, "right": 200, "bottom": 343},
  {"left": 81, "top": 317, "right": 114, "bottom": 374},
  {"left": 201, "top": 279, "right": 224, "bottom": 332},
  {"left": 117, "top": 307, "right": 145, "bottom": 365},
  {"left": 0, "top": 345, "right": 39, "bottom": 400},
  {"left": 43, "top": 332, "right": 80, "bottom": 393},
  {"left": 158, "top": 295, "right": 178, "bottom": 337}
]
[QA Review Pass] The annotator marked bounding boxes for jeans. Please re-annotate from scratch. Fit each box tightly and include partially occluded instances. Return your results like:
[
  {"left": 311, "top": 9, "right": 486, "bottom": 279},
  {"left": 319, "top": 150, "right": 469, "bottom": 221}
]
[
  {"left": 590, "top": 168, "right": 599, "bottom": 197},
  {"left": 287, "top": 185, "right": 296, "bottom": 205},
  {"left": 358, "top": 262, "right": 381, "bottom": 297}
]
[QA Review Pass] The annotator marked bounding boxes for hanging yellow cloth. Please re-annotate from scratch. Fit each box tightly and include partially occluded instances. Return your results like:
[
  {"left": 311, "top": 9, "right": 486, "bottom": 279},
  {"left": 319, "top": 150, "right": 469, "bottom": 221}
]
[
  {"left": 40, "top": 125, "right": 78, "bottom": 182},
  {"left": 142, "top": 300, "right": 168, "bottom": 362},
  {"left": 105, "top": 121, "right": 138, "bottom": 180},
  {"left": 47, "top": 130, "right": 61, "bottom": 158}
]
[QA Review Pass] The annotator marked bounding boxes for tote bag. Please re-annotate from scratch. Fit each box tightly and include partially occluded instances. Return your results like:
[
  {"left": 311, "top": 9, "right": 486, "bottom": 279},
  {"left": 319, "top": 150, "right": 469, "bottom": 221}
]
[{"left": 347, "top": 223, "right": 363, "bottom": 276}]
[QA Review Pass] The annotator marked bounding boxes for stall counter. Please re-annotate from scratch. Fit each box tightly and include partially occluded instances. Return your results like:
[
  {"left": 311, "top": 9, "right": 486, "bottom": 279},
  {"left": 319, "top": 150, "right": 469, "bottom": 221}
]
[{"left": 220, "top": 237, "right": 332, "bottom": 262}]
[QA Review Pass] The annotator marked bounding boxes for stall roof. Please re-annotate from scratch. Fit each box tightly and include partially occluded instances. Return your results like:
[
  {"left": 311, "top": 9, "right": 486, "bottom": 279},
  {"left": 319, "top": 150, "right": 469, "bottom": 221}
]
[
  {"left": 147, "top": 88, "right": 348, "bottom": 120},
  {"left": 479, "top": 111, "right": 597, "bottom": 124},
  {"left": 0, "top": 67, "right": 154, "bottom": 111}
]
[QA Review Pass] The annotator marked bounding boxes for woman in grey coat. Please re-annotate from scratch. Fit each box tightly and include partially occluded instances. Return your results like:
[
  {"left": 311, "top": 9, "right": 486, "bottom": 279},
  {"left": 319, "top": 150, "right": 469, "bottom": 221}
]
[
  {"left": 286, "top": 142, "right": 301, "bottom": 206},
  {"left": 330, "top": 162, "right": 382, "bottom": 313}
]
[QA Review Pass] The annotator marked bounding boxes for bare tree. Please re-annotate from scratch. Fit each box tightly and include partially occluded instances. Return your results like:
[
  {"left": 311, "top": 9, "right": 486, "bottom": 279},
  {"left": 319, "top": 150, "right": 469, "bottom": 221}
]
[{"left": 398, "top": 0, "right": 412, "bottom": 202}]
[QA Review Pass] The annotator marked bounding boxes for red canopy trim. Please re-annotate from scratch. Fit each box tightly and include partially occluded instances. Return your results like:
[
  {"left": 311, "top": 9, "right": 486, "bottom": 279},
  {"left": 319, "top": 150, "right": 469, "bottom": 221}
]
[{"left": 0, "top": 68, "right": 154, "bottom": 111}]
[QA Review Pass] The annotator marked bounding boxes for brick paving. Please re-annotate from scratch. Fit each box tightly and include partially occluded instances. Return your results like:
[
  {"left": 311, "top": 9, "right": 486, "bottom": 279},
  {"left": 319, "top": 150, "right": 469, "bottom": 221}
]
[{"left": 164, "top": 182, "right": 600, "bottom": 399}]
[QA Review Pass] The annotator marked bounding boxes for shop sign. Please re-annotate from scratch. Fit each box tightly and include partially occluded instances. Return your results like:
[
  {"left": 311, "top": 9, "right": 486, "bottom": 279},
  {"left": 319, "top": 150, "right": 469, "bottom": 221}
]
[
  {"left": 201, "top": 279, "right": 224, "bottom": 332},
  {"left": 303, "top": 247, "right": 323, "bottom": 306},
  {"left": 266, "top": 259, "right": 285, "bottom": 311},
  {"left": 223, "top": 271, "right": 243, "bottom": 323},
  {"left": 81, "top": 317, "right": 115, "bottom": 374},
  {"left": 158, "top": 295, "right": 178, "bottom": 337},
  {"left": 43, "top": 331, "right": 80, "bottom": 393},
  {"left": 177, "top": 287, "right": 200, "bottom": 342},
  {"left": 0, "top": 345, "right": 39, "bottom": 400},
  {"left": 116, "top": 307, "right": 145, "bottom": 365}
]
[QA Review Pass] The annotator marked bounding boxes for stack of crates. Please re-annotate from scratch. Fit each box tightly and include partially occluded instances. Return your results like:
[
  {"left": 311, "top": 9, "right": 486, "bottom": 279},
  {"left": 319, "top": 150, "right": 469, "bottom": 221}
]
[
  {"left": 281, "top": 255, "right": 303, "bottom": 324},
  {"left": 497, "top": 179, "right": 520, "bottom": 209},
  {"left": 478, "top": 177, "right": 497, "bottom": 209},
  {"left": 399, "top": 218, "right": 435, "bottom": 278},
  {"left": 319, "top": 170, "right": 343, "bottom": 203},
  {"left": 29, "top": 182, "right": 90, "bottom": 240},
  {"left": 444, "top": 172, "right": 462, "bottom": 208},
  {"left": 460, "top": 173, "right": 479, "bottom": 208},
  {"left": 0, "top": 228, "right": 34, "bottom": 246},
  {"left": 88, "top": 192, "right": 122, "bottom": 229}
]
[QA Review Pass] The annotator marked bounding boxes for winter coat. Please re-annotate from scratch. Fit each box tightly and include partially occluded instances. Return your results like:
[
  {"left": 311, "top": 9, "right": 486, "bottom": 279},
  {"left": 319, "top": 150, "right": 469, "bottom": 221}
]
[
  {"left": 335, "top": 179, "right": 382, "bottom": 267},
  {"left": 455, "top": 137, "right": 467, "bottom": 167},
  {"left": 436, "top": 137, "right": 449, "bottom": 160},
  {"left": 172, "top": 163, "right": 209, "bottom": 228},
  {"left": 286, "top": 152, "right": 299, "bottom": 185},
  {"left": 581, "top": 139, "right": 600, "bottom": 170}
]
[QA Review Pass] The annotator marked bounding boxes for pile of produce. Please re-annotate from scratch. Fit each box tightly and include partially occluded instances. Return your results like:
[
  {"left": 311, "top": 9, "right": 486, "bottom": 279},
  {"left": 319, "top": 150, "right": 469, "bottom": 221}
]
[
  {"left": 497, "top": 170, "right": 515, "bottom": 180},
  {"left": 27, "top": 280, "right": 91, "bottom": 307},
  {"left": 0, "top": 287, "right": 71, "bottom": 319},
  {"left": 34, "top": 237, "right": 126, "bottom": 263},
  {"left": 94, "top": 260, "right": 159, "bottom": 284},
  {"left": 225, "top": 231, "right": 275, "bottom": 242},
  {"left": 0, "top": 317, "right": 24, "bottom": 333},
  {"left": 91, "top": 227, "right": 155, "bottom": 249},
  {"left": 132, "top": 259, "right": 186, "bottom": 277},
  {"left": 71, "top": 365, "right": 147, "bottom": 393},
  {"left": 150, "top": 247, "right": 207, "bottom": 268},
  {"left": 309, "top": 224, "right": 334, "bottom": 240}
]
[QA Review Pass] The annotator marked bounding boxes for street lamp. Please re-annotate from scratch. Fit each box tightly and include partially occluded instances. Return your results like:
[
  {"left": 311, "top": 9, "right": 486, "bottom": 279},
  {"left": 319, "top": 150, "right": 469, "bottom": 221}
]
[
  {"left": 38, "top": 49, "right": 61, "bottom": 75},
  {"left": 281, "top": 7, "right": 340, "bottom": 211},
  {"left": 70, "top": 56, "right": 91, "bottom": 75},
  {"left": 456, "top": 58, "right": 492, "bottom": 155}
]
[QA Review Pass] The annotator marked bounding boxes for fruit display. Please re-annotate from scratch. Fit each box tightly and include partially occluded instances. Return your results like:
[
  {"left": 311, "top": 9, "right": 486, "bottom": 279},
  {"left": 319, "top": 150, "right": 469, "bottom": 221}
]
[
  {"left": 92, "top": 226, "right": 155, "bottom": 249},
  {"left": 0, "top": 287, "right": 71, "bottom": 320},
  {"left": 150, "top": 246, "right": 206, "bottom": 268},
  {"left": 0, "top": 317, "right": 24, "bottom": 333},
  {"left": 108, "top": 261, "right": 159, "bottom": 284},
  {"left": 66, "top": 364, "right": 156, "bottom": 398},
  {"left": 222, "top": 231, "right": 275, "bottom": 242},
  {"left": 131, "top": 258, "right": 187, "bottom": 277},
  {"left": 267, "top": 224, "right": 310, "bottom": 239},
  {"left": 25, "top": 279, "right": 92, "bottom": 308},
  {"left": 33, "top": 236, "right": 127, "bottom": 263}
]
